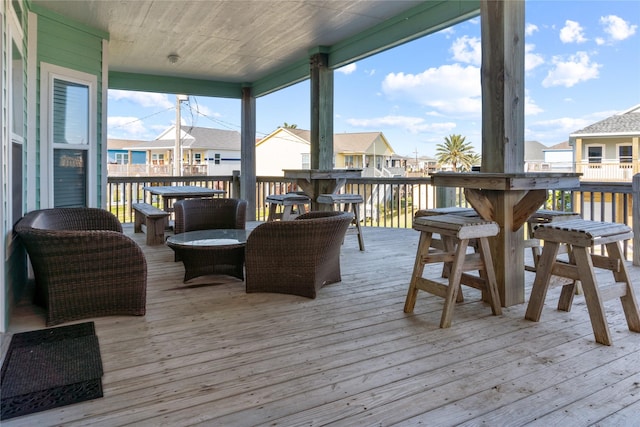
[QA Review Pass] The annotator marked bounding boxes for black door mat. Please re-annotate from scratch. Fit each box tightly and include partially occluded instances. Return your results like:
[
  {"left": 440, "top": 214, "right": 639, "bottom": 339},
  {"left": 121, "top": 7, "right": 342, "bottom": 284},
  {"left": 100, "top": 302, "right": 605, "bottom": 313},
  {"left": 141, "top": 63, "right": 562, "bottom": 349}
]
[{"left": 1, "top": 322, "right": 103, "bottom": 420}]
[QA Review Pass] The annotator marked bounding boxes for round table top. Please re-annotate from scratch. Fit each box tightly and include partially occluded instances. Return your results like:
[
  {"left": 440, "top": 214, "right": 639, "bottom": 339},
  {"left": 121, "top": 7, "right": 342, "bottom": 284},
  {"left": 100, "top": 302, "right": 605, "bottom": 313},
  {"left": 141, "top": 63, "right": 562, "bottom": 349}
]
[{"left": 166, "top": 229, "right": 250, "bottom": 248}]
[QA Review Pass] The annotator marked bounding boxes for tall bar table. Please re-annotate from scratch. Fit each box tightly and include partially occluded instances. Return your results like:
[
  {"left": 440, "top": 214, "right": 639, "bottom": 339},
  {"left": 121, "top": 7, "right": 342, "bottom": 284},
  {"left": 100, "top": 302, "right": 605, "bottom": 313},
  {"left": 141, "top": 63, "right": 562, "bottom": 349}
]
[
  {"left": 143, "top": 185, "right": 225, "bottom": 212},
  {"left": 430, "top": 172, "right": 581, "bottom": 307},
  {"left": 283, "top": 169, "right": 362, "bottom": 210}
]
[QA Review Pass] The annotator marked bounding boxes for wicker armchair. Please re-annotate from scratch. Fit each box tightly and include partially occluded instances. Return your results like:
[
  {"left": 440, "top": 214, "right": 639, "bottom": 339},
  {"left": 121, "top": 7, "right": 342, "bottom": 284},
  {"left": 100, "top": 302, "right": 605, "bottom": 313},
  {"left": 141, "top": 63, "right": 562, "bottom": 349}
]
[
  {"left": 173, "top": 198, "right": 247, "bottom": 234},
  {"left": 245, "top": 211, "right": 354, "bottom": 298},
  {"left": 172, "top": 198, "right": 247, "bottom": 262},
  {"left": 14, "top": 207, "right": 147, "bottom": 326}
]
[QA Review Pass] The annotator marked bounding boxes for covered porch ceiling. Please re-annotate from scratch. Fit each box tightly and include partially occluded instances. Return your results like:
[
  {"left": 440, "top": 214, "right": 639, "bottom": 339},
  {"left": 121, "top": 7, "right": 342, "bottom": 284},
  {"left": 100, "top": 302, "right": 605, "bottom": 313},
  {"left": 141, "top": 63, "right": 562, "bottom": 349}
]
[{"left": 31, "top": 0, "right": 479, "bottom": 97}]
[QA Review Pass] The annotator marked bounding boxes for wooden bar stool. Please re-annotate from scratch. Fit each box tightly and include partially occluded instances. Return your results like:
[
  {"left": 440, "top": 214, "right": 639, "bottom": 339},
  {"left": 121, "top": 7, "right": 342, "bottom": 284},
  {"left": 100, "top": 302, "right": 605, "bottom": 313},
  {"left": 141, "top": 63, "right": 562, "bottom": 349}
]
[
  {"left": 404, "top": 214, "right": 502, "bottom": 328},
  {"left": 414, "top": 207, "right": 479, "bottom": 252},
  {"left": 414, "top": 207, "right": 478, "bottom": 218},
  {"left": 525, "top": 209, "right": 581, "bottom": 272},
  {"left": 317, "top": 193, "right": 365, "bottom": 251},
  {"left": 525, "top": 219, "right": 640, "bottom": 345},
  {"left": 266, "top": 193, "right": 311, "bottom": 221}
]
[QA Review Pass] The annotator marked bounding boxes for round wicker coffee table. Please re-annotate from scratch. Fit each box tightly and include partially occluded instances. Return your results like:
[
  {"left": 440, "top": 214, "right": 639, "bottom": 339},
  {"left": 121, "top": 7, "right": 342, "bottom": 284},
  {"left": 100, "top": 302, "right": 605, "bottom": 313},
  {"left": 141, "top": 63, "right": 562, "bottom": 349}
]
[{"left": 166, "top": 229, "right": 250, "bottom": 282}]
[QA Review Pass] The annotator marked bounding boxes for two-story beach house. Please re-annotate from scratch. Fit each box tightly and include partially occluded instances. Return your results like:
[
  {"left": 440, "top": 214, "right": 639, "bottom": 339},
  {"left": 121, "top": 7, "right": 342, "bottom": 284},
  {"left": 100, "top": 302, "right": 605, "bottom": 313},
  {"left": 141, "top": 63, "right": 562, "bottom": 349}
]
[
  {"left": 570, "top": 104, "right": 640, "bottom": 182},
  {"left": 108, "top": 126, "right": 241, "bottom": 176},
  {"left": 256, "top": 127, "right": 398, "bottom": 177}
]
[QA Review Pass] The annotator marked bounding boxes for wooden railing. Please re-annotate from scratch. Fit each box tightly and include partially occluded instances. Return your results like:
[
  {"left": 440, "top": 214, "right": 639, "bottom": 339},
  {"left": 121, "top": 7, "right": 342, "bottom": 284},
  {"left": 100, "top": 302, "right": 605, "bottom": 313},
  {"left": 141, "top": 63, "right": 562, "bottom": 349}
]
[{"left": 106, "top": 175, "right": 639, "bottom": 261}]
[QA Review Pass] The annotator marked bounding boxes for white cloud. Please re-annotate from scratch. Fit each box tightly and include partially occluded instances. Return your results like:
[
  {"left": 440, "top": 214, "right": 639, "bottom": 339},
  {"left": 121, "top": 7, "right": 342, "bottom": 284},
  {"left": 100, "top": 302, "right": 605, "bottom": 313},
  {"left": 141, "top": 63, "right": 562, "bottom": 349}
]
[
  {"left": 450, "top": 35, "right": 481, "bottom": 66},
  {"left": 525, "top": 90, "right": 543, "bottom": 116},
  {"left": 525, "top": 23, "right": 539, "bottom": 36},
  {"left": 560, "top": 20, "right": 587, "bottom": 43},
  {"left": 440, "top": 27, "right": 455, "bottom": 39},
  {"left": 525, "top": 44, "right": 544, "bottom": 72},
  {"left": 382, "top": 64, "right": 481, "bottom": 116},
  {"left": 108, "top": 116, "right": 149, "bottom": 137},
  {"left": 542, "top": 51, "right": 600, "bottom": 88},
  {"left": 336, "top": 63, "right": 357, "bottom": 75},
  {"left": 346, "top": 115, "right": 456, "bottom": 134},
  {"left": 600, "top": 15, "right": 637, "bottom": 42},
  {"left": 108, "top": 90, "right": 174, "bottom": 109}
]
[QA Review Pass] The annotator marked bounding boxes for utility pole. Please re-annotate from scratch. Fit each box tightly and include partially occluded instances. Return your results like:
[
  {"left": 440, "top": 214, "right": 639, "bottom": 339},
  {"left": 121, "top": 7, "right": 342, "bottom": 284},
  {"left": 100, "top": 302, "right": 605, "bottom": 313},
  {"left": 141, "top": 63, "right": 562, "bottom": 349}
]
[{"left": 174, "top": 95, "right": 188, "bottom": 176}]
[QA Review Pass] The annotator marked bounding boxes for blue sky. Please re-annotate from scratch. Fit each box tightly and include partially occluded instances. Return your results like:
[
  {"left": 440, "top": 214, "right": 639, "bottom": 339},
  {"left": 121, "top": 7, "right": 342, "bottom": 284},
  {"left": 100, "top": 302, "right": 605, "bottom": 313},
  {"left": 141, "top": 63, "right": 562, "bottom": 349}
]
[{"left": 108, "top": 0, "right": 640, "bottom": 158}]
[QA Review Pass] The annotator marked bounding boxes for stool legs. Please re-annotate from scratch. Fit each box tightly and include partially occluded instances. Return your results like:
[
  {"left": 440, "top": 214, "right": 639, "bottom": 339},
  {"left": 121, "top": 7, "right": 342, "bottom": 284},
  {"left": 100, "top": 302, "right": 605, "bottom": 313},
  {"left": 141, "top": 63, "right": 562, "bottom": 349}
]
[
  {"left": 404, "top": 232, "right": 501, "bottom": 328},
  {"left": 606, "top": 241, "right": 640, "bottom": 333},
  {"left": 267, "top": 202, "right": 308, "bottom": 221},
  {"left": 404, "top": 231, "right": 432, "bottom": 313},
  {"left": 348, "top": 202, "right": 365, "bottom": 251},
  {"left": 525, "top": 241, "right": 561, "bottom": 323},
  {"left": 339, "top": 202, "right": 365, "bottom": 251},
  {"left": 526, "top": 239, "right": 640, "bottom": 346}
]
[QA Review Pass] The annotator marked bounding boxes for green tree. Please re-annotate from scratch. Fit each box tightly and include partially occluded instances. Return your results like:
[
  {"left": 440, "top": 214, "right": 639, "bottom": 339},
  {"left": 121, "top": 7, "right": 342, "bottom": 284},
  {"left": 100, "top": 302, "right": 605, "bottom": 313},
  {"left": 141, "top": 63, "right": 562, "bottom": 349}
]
[
  {"left": 435, "top": 134, "right": 477, "bottom": 172},
  {"left": 282, "top": 122, "right": 298, "bottom": 129}
]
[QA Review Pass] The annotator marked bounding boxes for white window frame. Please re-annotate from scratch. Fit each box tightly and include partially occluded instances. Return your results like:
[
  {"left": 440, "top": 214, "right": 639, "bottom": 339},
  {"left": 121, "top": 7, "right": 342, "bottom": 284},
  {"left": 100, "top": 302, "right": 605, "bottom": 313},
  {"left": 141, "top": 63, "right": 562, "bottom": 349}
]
[
  {"left": 40, "top": 63, "right": 97, "bottom": 208},
  {"left": 616, "top": 143, "right": 632, "bottom": 164},
  {"left": 301, "top": 153, "right": 310, "bottom": 169},
  {"left": 586, "top": 144, "right": 604, "bottom": 164},
  {"left": 115, "top": 152, "right": 129, "bottom": 164},
  {"left": 152, "top": 153, "right": 164, "bottom": 165}
]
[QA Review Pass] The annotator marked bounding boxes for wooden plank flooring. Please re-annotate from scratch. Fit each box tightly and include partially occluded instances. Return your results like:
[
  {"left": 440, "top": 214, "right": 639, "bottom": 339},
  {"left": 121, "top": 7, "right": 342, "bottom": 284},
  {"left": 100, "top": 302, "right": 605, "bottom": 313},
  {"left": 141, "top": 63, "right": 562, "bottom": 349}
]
[{"left": 3, "top": 223, "right": 640, "bottom": 426}]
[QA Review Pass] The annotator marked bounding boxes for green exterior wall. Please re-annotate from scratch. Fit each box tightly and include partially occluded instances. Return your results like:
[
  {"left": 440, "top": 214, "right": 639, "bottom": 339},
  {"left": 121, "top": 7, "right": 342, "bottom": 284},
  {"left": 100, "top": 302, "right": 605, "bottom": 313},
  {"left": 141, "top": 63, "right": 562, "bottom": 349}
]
[{"left": 35, "top": 9, "right": 106, "bottom": 206}]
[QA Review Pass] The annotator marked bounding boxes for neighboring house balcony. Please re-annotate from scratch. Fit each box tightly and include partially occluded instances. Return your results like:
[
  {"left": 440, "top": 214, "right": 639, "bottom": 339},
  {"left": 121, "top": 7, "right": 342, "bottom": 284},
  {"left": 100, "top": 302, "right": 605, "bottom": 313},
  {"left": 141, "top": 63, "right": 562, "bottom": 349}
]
[
  {"left": 526, "top": 159, "right": 637, "bottom": 182},
  {"left": 576, "top": 160, "right": 637, "bottom": 182},
  {"left": 108, "top": 163, "right": 208, "bottom": 177}
]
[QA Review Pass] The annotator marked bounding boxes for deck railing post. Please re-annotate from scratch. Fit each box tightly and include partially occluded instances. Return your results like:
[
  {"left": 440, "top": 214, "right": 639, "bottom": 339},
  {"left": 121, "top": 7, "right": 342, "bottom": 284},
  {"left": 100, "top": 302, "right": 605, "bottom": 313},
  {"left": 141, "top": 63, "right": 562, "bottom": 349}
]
[
  {"left": 231, "top": 170, "right": 241, "bottom": 199},
  {"left": 632, "top": 173, "right": 640, "bottom": 265}
]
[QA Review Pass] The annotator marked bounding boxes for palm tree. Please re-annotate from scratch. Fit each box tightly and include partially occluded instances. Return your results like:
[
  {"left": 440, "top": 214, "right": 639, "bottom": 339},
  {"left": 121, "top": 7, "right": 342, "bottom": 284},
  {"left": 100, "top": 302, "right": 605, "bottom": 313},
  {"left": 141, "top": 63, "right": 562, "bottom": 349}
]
[
  {"left": 435, "top": 134, "right": 477, "bottom": 172},
  {"left": 282, "top": 122, "right": 298, "bottom": 129}
]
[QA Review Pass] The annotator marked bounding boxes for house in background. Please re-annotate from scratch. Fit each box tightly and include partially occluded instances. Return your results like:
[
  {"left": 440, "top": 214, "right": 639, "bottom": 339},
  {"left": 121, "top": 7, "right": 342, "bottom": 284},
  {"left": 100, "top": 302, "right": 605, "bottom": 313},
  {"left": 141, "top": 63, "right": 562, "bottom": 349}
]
[
  {"left": 256, "top": 128, "right": 398, "bottom": 177},
  {"left": 525, "top": 140, "right": 573, "bottom": 172},
  {"left": 115, "top": 126, "right": 242, "bottom": 176},
  {"left": 107, "top": 139, "right": 148, "bottom": 176},
  {"left": 570, "top": 104, "right": 640, "bottom": 181},
  {"left": 542, "top": 141, "right": 573, "bottom": 172}
]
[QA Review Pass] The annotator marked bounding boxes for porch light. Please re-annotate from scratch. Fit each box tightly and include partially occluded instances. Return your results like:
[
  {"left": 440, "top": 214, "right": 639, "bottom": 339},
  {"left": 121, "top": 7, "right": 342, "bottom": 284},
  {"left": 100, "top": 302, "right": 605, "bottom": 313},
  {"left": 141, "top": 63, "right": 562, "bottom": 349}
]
[{"left": 167, "top": 54, "right": 180, "bottom": 64}]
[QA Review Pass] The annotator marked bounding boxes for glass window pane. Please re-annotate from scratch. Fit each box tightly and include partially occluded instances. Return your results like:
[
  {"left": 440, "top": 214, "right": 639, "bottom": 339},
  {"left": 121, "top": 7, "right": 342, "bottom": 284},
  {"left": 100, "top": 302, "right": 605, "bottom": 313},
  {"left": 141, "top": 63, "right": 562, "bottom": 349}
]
[
  {"left": 54, "top": 149, "right": 87, "bottom": 207},
  {"left": 619, "top": 145, "right": 632, "bottom": 163},
  {"left": 587, "top": 146, "right": 602, "bottom": 163},
  {"left": 53, "top": 78, "right": 89, "bottom": 145}
]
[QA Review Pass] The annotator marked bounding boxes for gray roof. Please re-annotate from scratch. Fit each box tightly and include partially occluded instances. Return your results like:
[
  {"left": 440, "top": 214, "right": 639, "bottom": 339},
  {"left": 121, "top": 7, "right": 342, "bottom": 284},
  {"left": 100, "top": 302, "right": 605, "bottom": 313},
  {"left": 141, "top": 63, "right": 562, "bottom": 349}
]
[
  {"left": 524, "top": 140, "right": 548, "bottom": 161},
  {"left": 107, "top": 139, "right": 150, "bottom": 150},
  {"left": 570, "top": 105, "right": 640, "bottom": 137},
  {"left": 183, "top": 127, "right": 241, "bottom": 150},
  {"left": 115, "top": 126, "right": 241, "bottom": 151}
]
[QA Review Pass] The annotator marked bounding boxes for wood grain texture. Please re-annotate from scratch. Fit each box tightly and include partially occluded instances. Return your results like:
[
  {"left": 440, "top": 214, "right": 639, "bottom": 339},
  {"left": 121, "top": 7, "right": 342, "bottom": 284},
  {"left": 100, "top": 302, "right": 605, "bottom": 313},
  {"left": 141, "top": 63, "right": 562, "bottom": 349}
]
[{"left": 3, "top": 223, "right": 640, "bottom": 426}]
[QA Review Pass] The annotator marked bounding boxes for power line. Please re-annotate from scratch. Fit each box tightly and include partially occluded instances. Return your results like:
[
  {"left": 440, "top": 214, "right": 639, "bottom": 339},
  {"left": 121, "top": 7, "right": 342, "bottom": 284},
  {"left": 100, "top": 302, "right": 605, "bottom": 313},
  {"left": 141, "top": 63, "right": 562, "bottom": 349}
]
[{"left": 110, "top": 106, "right": 174, "bottom": 129}]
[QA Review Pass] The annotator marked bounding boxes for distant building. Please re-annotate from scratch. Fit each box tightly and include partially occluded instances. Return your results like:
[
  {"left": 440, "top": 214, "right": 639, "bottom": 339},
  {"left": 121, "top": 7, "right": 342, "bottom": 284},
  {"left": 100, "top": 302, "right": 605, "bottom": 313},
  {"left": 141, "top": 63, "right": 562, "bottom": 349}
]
[
  {"left": 525, "top": 140, "right": 573, "bottom": 172},
  {"left": 570, "top": 104, "right": 640, "bottom": 181},
  {"left": 107, "top": 126, "right": 241, "bottom": 176},
  {"left": 256, "top": 128, "right": 398, "bottom": 176}
]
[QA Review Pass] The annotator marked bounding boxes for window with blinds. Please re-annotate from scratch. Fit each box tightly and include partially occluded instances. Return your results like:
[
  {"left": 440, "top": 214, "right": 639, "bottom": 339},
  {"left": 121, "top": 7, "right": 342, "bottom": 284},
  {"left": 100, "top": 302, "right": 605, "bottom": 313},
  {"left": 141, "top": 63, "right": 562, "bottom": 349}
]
[{"left": 52, "top": 78, "right": 90, "bottom": 207}]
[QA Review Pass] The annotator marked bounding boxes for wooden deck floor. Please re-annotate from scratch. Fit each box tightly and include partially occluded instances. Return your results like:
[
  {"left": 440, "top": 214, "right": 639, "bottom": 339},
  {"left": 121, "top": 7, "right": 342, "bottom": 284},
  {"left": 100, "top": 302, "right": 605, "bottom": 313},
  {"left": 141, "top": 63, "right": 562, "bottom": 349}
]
[{"left": 3, "top": 224, "right": 640, "bottom": 426}]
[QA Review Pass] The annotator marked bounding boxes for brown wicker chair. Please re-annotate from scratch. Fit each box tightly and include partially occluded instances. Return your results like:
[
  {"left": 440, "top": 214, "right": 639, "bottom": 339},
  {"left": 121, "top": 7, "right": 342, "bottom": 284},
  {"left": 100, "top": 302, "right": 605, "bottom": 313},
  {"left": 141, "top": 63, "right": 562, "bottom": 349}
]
[
  {"left": 14, "top": 207, "right": 147, "bottom": 326},
  {"left": 172, "top": 198, "right": 247, "bottom": 262},
  {"left": 245, "top": 211, "right": 354, "bottom": 298},
  {"left": 173, "top": 198, "right": 247, "bottom": 234}
]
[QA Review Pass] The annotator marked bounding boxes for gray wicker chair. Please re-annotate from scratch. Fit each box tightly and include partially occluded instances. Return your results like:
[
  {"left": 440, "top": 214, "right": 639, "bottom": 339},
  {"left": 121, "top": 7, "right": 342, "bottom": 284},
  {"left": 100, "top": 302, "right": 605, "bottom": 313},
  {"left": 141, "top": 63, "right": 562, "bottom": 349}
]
[
  {"left": 14, "top": 207, "right": 147, "bottom": 326},
  {"left": 245, "top": 211, "right": 354, "bottom": 298},
  {"left": 173, "top": 198, "right": 247, "bottom": 234}
]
